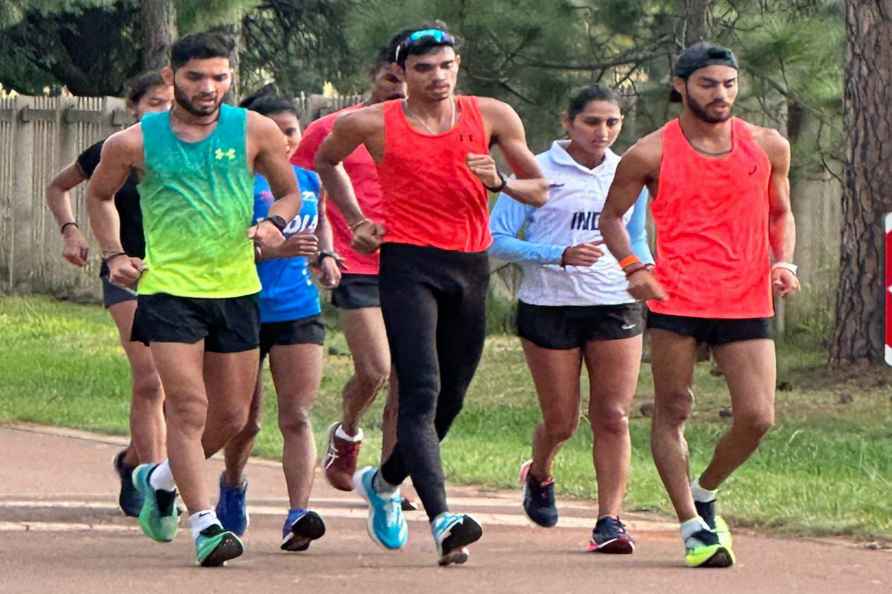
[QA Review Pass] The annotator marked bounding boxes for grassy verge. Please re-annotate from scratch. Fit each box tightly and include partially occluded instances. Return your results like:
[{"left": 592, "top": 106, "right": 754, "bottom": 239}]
[{"left": 1, "top": 295, "right": 890, "bottom": 541}]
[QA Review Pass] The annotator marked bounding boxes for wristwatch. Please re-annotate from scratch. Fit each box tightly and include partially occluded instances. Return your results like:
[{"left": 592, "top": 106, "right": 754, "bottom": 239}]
[
  {"left": 771, "top": 262, "right": 798, "bottom": 276},
  {"left": 260, "top": 215, "right": 288, "bottom": 232},
  {"left": 317, "top": 250, "right": 338, "bottom": 266}
]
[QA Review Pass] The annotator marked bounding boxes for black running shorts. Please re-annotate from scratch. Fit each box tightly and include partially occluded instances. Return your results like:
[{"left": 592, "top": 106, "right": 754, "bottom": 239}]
[
  {"left": 331, "top": 274, "right": 380, "bottom": 309},
  {"left": 516, "top": 301, "right": 644, "bottom": 350},
  {"left": 99, "top": 262, "right": 137, "bottom": 309},
  {"left": 131, "top": 293, "right": 260, "bottom": 353},
  {"left": 259, "top": 315, "right": 326, "bottom": 359},
  {"left": 646, "top": 311, "right": 773, "bottom": 345}
]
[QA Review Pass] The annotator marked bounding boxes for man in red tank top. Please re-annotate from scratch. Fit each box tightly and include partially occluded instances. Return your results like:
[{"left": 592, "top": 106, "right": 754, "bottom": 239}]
[
  {"left": 600, "top": 43, "right": 800, "bottom": 569},
  {"left": 316, "top": 24, "right": 548, "bottom": 566},
  {"left": 292, "top": 33, "right": 407, "bottom": 495}
]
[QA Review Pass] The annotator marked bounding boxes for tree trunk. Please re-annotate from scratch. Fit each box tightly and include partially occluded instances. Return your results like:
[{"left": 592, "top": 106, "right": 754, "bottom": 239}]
[
  {"left": 142, "top": 0, "right": 177, "bottom": 71},
  {"left": 830, "top": 0, "right": 892, "bottom": 364},
  {"left": 682, "top": 0, "right": 711, "bottom": 45}
]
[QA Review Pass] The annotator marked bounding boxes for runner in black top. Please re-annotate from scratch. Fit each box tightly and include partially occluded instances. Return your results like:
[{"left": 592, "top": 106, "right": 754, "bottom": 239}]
[{"left": 45, "top": 71, "right": 173, "bottom": 518}]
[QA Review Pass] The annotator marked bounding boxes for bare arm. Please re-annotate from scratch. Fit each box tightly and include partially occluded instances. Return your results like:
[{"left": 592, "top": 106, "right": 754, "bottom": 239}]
[
  {"left": 473, "top": 99, "right": 548, "bottom": 207},
  {"left": 314, "top": 190, "right": 341, "bottom": 288},
  {"left": 86, "top": 129, "right": 144, "bottom": 287},
  {"left": 251, "top": 114, "right": 301, "bottom": 247},
  {"left": 46, "top": 162, "right": 89, "bottom": 266},
  {"left": 762, "top": 130, "right": 799, "bottom": 296}
]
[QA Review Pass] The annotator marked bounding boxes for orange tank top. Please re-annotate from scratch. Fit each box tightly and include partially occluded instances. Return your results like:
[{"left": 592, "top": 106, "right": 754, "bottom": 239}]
[
  {"left": 649, "top": 117, "right": 773, "bottom": 318},
  {"left": 377, "top": 96, "right": 492, "bottom": 252}
]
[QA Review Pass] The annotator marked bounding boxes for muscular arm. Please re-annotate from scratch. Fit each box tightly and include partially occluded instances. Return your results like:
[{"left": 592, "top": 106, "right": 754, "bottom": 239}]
[
  {"left": 600, "top": 141, "right": 657, "bottom": 264},
  {"left": 314, "top": 111, "right": 372, "bottom": 226},
  {"left": 764, "top": 131, "right": 795, "bottom": 263},
  {"left": 486, "top": 100, "right": 549, "bottom": 207},
  {"left": 86, "top": 132, "right": 135, "bottom": 256},
  {"left": 251, "top": 114, "right": 301, "bottom": 222}
]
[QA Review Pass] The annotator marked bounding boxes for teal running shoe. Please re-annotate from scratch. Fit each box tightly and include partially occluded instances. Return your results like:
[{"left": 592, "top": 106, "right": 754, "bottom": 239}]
[
  {"left": 352, "top": 466, "right": 407, "bottom": 550},
  {"left": 431, "top": 513, "right": 482, "bottom": 566},
  {"left": 131, "top": 463, "right": 179, "bottom": 542},
  {"left": 195, "top": 524, "right": 244, "bottom": 567}
]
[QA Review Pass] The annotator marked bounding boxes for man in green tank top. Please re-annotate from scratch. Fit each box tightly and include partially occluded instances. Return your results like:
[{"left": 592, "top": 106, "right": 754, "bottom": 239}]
[{"left": 87, "top": 32, "right": 308, "bottom": 567}]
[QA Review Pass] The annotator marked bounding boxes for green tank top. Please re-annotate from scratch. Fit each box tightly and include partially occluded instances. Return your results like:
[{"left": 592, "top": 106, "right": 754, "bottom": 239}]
[{"left": 137, "top": 104, "right": 260, "bottom": 298}]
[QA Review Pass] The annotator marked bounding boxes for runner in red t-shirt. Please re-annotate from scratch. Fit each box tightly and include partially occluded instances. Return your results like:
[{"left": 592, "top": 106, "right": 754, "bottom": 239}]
[
  {"left": 600, "top": 43, "right": 800, "bottom": 569},
  {"left": 292, "top": 35, "right": 407, "bottom": 494},
  {"left": 316, "top": 25, "right": 548, "bottom": 566}
]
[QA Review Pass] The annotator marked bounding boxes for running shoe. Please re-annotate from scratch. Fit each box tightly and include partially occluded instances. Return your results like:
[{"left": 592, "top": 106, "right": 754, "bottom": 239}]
[
  {"left": 431, "top": 513, "right": 483, "bottom": 567},
  {"left": 587, "top": 516, "right": 635, "bottom": 554},
  {"left": 322, "top": 422, "right": 362, "bottom": 491},
  {"left": 215, "top": 474, "right": 249, "bottom": 536},
  {"left": 281, "top": 509, "right": 326, "bottom": 551},
  {"left": 195, "top": 523, "right": 244, "bottom": 567},
  {"left": 352, "top": 466, "right": 407, "bottom": 550},
  {"left": 113, "top": 450, "right": 143, "bottom": 518},
  {"left": 695, "top": 498, "right": 733, "bottom": 547},
  {"left": 684, "top": 527, "right": 735, "bottom": 568},
  {"left": 131, "top": 463, "right": 179, "bottom": 542},
  {"left": 519, "top": 460, "right": 558, "bottom": 527}
]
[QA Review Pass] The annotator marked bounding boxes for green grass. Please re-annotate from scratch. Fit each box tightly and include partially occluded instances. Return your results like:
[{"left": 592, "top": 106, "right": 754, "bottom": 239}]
[{"left": 2, "top": 295, "right": 891, "bottom": 541}]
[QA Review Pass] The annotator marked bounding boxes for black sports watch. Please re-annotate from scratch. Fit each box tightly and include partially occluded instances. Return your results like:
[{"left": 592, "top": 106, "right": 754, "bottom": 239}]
[
  {"left": 261, "top": 215, "right": 288, "bottom": 232},
  {"left": 317, "top": 250, "right": 338, "bottom": 266}
]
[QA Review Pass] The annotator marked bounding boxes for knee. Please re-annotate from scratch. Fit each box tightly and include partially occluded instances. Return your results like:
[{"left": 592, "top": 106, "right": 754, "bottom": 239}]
[
  {"left": 278, "top": 405, "right": 312, "bottom": 436},
  {"left": 734, "top": 410, "right": 774, "bottom": 441},
  {"left": 132, "top": 372, "right": 164, "bottom": 404},
  {"left": 543, "top": 418, "right": 579, "bottom": 443},
  {"left": 217, "top": 407, "right": 250, "bottom": 439},
  {"left": 590, "top": 406, "right": 630, "bottom": 437},
  {"left": 354, "top": 360, "right": 390, "bottom": 394},
  {"left": 653, "top": 388, "right": 694, "bottom": 427},
  {"left": 165, "top": 396, "right": 207, "bottom": 433}
]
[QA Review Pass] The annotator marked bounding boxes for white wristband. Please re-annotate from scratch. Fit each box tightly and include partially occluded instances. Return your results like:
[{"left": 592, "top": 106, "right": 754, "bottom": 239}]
[{"left": 772, "top": 262, "right": 798, "bottom": 275}]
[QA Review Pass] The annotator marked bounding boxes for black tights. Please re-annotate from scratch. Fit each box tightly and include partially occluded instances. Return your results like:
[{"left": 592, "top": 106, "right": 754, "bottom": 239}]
[{"left": 378, "top": 243, "right": 489, "bottom": 521}]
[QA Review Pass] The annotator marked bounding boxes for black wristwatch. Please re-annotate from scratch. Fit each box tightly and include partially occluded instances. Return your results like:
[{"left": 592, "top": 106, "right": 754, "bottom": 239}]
[
  {"left": 261, "top": 215, "right": 288, "bottom": 232},
  {"left": 483, "top": 170, "right": 507, "bottom": 193},
  {"left": 317, "top": 250, "right": 338, "bottom": 266}
]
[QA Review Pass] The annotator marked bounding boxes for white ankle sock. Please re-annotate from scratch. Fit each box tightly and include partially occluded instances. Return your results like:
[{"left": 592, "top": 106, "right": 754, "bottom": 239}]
[
  {"left": 336, "top": 424, "right": 364, "bottom": 442},
  {"left": 691, "top": 478, "right": 717, "bottom": 503},
  {"left": 190, "top": 510, "right": 219, "bottom": 540},
  {"left": 680, "top": 516, "right": 711, "bottom": 540},
  {"left": 149, "top": 460, "right": 176, "bottom": 491}
]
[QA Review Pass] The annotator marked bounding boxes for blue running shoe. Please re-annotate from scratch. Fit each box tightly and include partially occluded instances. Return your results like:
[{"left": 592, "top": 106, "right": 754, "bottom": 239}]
[
  {"left": 431, "top": 513, "right": 483, "bottom": 566},
  {"left": 281, "top": 509, "right": 326, "bottom": 551},
  {"left": 352, "top": 466, "right": 407, "bottom": 550},
  {"left": 587, "top": 516, "right": 635, "bottom": 554},
  {"left": 215, "top": 474, "right": 249, "bottom": 536},
  {"left": 113, "top": 450, "right": 143, "bottom": 518},
  {"left": 519, "top": 460, "right": 558, "bottom": 527}
]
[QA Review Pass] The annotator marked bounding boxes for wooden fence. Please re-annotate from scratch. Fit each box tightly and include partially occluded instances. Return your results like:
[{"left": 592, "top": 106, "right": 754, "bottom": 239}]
[{"left": 0, "top": 93, "right": 359, "bottom": 300}]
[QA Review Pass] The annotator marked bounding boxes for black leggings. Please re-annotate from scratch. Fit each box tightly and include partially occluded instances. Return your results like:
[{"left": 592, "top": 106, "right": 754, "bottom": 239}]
[{"left": 378, "top": 243, "right": 489, "bottom": 521}]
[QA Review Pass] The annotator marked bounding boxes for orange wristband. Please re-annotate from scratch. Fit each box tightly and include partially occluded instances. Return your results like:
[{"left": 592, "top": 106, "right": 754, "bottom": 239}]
[{"left": 618, "top": 255, "right": 641, "bottom": 269}]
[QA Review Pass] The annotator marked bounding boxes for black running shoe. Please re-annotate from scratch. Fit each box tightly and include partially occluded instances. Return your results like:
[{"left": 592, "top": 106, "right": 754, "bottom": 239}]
[
  {"left": 113, "top": 450, "right": 143, "bottom": 518},
  {"left": 519, "top": 460, "right": 558, "bottom": 527}
]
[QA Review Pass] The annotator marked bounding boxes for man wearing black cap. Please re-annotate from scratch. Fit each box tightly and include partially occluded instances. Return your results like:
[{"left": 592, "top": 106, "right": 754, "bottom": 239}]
[{"left": 599, "top": 42, "right": 799, "bottom": 568}]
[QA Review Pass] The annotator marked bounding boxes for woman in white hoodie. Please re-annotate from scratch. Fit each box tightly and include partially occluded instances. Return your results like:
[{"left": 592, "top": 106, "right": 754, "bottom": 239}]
[{"left": 490, "top": 85, "right": 653, "bottom": 553}]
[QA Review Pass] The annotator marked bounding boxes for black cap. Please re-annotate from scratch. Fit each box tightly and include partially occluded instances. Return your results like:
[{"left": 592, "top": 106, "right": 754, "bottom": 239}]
[{"left": 669, "top": 42, "right": 739, "bottom": 102}]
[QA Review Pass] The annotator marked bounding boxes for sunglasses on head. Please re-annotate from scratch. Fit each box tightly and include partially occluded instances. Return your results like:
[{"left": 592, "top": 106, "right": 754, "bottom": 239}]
[{"left": 395, "top": 29, "right": 456, "bottom": 64}]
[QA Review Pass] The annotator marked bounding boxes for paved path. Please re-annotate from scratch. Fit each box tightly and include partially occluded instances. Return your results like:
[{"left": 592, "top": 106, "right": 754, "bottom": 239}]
[{"left": 0, "top": 425, "right": 888, "bottom": 594}]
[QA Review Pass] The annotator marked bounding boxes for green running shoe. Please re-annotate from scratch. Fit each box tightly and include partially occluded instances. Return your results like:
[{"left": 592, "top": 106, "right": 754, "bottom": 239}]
[
  {"left": 684, "top": 528, "right": 735, "bottom": 568},
  {"left": 195, "top": 524, "right": 244, "bottom": 567},
  {"left": 131, "top": 464, "right": 179, "bottom": 542},
  {"left": 695, "top": 499, "right": 733, "bottom": 547}
]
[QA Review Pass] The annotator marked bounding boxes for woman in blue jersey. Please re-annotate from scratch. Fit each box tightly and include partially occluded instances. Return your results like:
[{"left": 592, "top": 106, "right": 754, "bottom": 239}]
[
  {"left": 214, "top": 87, "right": 341, "bottom": 551},
  {"left": 489, "top": 85, "right": 653, "bottom": 554}
]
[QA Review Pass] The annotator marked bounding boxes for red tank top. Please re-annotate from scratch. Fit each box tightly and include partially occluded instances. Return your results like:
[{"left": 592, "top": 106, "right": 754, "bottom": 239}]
[
  {"left": 377, "top": 96, "right": 492, "bottom": 252},
  {"left": 650, "top": 117, "right": 773, "bottom": 318}
]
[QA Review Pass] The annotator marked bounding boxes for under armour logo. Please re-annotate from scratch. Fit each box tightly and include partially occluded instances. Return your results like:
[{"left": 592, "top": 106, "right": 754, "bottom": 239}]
[{"left": 215, "top": 148, "right": 236, "bottom": 161}]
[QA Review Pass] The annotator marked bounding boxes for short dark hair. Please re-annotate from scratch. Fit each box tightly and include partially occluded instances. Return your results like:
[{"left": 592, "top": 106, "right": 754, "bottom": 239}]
[
  {"left": 567, "top": 85, "right": 622, "bottom": 120},
  {"left": 126, "top": 70, "right": 165, "bottom": 105},
  {"left": 394, "top": 22, "right": 458, "bottom": 68},
  {"left": 170, "top": 32, "right": 234, "bottom": 70},
  {"left": 368, "top": 28, "right": 413, "bottom": 77},
  {"left": 239, "top": 84, "right": 298, "bottom": 118}
]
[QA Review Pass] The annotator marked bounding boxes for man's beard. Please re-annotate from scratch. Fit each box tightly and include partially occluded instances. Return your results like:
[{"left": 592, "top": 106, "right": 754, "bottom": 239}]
[
  {"left": 174, "top": 83, "right": 219, "bottom": 116},
  {"left": 686, "top": 84, "right": 732, "bottom": 124}
]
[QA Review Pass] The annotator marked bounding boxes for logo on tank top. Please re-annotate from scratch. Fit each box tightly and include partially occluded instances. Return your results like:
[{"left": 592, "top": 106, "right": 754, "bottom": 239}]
[
  {"left": 570, "top": 211, "right": 601, "bottom": 231},
  {"left": 215, "top": 148, "right": 237, "bottom": 161}
]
